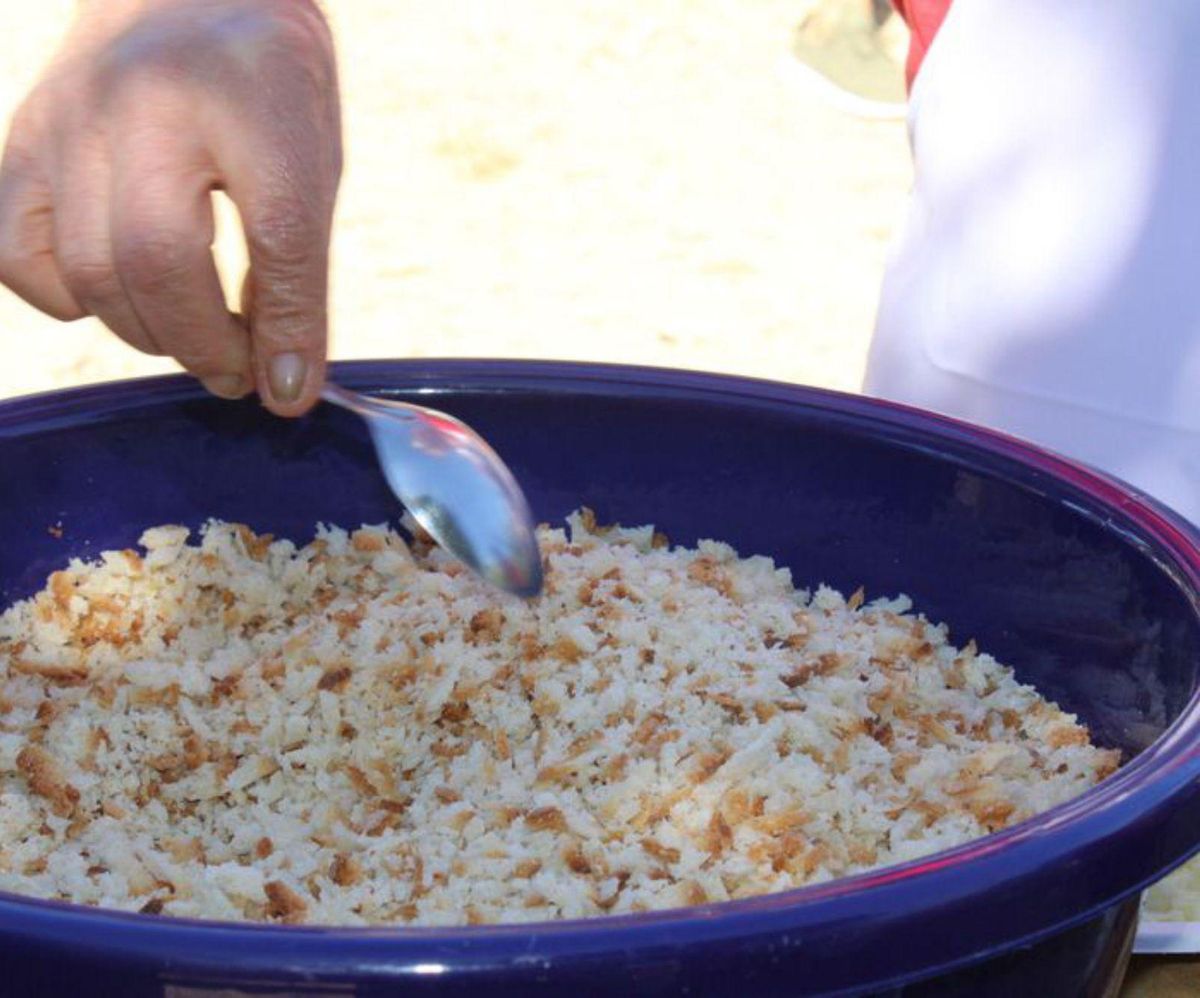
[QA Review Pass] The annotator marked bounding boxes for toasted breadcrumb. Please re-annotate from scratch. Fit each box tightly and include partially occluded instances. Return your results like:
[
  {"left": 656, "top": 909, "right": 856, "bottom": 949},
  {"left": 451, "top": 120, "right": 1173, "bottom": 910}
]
[{"left": 0, "top": 512, "right": 1119, "bottom": 926}]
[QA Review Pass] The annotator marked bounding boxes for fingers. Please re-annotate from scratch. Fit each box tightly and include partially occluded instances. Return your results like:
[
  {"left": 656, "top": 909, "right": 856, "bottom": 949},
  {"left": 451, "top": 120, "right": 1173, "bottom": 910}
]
[
  {"left": 242, "top": 191, "right": 330, "bottom": 416},
  {"left": 215, "top": 44, "right": 341, "bottom": 416},
  {"left": 52, "top": 134, "right": 163, "bottom": 357},
  {"left": 0, "top": 141, "right": 83, "bottom": 321},
  {"left": 109, "top": 130, "right": 251, "bottom": 398},
  {"left": 221, "top": 156, "right": 335, "bottom": 416},
  {"left": 4, "top": 124, "right": 253, "bottom": 400}
]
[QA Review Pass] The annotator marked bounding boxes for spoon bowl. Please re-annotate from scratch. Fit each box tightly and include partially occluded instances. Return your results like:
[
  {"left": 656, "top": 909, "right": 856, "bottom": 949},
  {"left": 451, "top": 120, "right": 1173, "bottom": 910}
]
[{"left": 321, "top": 383, "right": 542, "bottom": 598}]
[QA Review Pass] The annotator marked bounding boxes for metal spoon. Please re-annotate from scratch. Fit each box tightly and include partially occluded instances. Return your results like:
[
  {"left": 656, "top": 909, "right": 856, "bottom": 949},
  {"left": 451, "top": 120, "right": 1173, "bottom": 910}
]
[{"left": 321, "top": 383, "right": 543, "bottom": 598}]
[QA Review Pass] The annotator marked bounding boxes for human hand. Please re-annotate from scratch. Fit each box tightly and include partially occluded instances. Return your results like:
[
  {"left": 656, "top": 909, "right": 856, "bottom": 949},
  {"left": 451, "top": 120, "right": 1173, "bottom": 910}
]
[{"left": 0, "top": 0, "right": 341, "bottom": 415}]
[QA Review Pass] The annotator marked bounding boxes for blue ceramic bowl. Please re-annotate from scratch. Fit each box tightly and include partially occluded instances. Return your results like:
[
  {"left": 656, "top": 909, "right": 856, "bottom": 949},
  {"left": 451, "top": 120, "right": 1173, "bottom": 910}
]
[{"left": 2, "top": 360, "right": 1199, "bottom": 998}]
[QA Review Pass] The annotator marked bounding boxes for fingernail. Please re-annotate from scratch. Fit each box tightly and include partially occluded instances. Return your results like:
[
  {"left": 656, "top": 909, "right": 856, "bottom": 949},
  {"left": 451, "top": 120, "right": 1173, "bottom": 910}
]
[
  {"left": 268, "top": 353, "right": 306, "bottom": 404},
  {"left": 202, "top": 374, "right": 248, "bottom": 399}
]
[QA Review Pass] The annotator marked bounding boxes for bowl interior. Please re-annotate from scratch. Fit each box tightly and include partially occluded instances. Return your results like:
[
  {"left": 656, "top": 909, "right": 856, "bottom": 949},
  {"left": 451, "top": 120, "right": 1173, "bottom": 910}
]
[{"left": 2, "top": 363, "right": 1197, "bottom": 762}]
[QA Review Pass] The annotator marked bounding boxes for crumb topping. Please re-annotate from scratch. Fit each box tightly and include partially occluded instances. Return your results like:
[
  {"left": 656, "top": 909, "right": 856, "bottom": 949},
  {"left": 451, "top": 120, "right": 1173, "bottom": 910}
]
[{"left": 0, "top": 511, "right": 1119, "bottom": 925}]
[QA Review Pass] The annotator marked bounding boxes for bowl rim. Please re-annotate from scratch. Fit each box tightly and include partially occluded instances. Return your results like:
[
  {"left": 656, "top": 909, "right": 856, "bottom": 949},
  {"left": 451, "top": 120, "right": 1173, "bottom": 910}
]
[{"left": 2, "top": 358, "right": 1198, "bottom": 991}]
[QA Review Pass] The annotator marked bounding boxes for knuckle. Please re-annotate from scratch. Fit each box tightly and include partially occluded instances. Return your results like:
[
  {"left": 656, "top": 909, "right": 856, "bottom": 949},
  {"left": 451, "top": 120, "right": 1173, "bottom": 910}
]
[
  {"left": 94, "top": 0, "right": 333, "bottom": 101},
  {"left": 60, "top": 253, "right": 120, "bottom": 305},
  {"left": 2, "top": 107, "right": 46, "bottom": 174},
  {"left": 0, "top": 203, "right": 43, "bottom": 285},
  {"left": 114, "top": 227, "right": 196, "bottom": 294},
  {"left": 0, "top": 250, "right": 84, "bottom": 323},
  {"left": 94, "top": 31, "right": 183, "bottom": 100},
  {"left": 0, "top": 241, "right": 22, "bottom": 284},
  {"left": 249, "top": 5, "right": 340, "bottom": 136},
  {"left": 251, "top": 297, "right": 326, "bottom": 352},
  {"left": 260, "top": 0, "right": 337, "bottom": 74},
  {"left": 46, "top": 301, "right": 87, "bottom": 323},
  {"left": 200, "top": 2, "right": 337, "bottom": 94},
  {"left": 246, "top": 194, "right": 326, "bottom": 271}
]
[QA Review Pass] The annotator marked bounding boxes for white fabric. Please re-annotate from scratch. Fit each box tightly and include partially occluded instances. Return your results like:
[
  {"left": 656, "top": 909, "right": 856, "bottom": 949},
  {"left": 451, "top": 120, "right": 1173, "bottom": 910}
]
[{"left": 865, "top": 0, "right": 1200, "bottom": 522}]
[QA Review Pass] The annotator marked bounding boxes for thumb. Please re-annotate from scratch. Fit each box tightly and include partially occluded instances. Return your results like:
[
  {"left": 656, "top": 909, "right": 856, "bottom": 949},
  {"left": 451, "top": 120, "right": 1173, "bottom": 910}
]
[
  {"left": 236, "top": 195, "right": 330, "bottom": 416},
  {"left": 209, "top": 7, "right": 342, "bottom": 416}
]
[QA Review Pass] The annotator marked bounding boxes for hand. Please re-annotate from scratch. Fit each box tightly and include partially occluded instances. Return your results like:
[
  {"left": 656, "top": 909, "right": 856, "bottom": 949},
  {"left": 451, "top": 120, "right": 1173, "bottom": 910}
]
[{"left": 0, "top": 0, "right": 342, "bottom": 415}]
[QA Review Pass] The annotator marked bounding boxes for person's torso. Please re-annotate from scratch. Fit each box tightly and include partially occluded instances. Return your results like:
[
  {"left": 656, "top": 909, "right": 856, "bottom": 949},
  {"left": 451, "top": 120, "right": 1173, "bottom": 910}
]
[{"left": 866, "top": 0, "right": 1200, "bottom": 520}]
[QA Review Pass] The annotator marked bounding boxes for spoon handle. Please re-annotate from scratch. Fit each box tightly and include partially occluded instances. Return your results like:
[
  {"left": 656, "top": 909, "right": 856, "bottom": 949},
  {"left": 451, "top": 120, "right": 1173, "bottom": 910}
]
[
  {"left": 320, "top": 383, "right": 370, "bottom": 415},
  {"left": 321, "top": 383, "right": 418, "bottom": 421}
]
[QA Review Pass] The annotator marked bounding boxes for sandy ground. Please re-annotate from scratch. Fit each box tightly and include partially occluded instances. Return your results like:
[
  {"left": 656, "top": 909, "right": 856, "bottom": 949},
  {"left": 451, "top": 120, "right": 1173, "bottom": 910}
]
[{"left": 0, "top": 0, "right": 912, "bottom": 400}]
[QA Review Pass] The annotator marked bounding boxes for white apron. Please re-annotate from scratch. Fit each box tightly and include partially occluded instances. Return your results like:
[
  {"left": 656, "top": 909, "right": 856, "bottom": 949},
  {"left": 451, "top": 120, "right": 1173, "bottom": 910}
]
[{"left": 864, "top": 0, "right": 1200, "bottom": 522}]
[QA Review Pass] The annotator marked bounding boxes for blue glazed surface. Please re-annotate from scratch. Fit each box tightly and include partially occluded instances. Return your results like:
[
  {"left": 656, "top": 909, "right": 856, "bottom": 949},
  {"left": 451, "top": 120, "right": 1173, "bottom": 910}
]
[{"left": 1, "top": 360, "right": 1199, "bottom": 997}]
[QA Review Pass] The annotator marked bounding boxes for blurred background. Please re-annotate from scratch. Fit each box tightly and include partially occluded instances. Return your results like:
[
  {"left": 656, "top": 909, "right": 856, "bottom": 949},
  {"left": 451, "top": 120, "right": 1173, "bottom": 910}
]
[{"left": 0, "top": 0, "right": 912, "bottom": 401}]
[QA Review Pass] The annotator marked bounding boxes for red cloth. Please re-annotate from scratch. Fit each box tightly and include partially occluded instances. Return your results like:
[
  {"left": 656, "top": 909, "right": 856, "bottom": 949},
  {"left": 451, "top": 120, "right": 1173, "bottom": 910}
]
[{"left": 891, "top": 0, "right": 953, "bottom": 87}]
